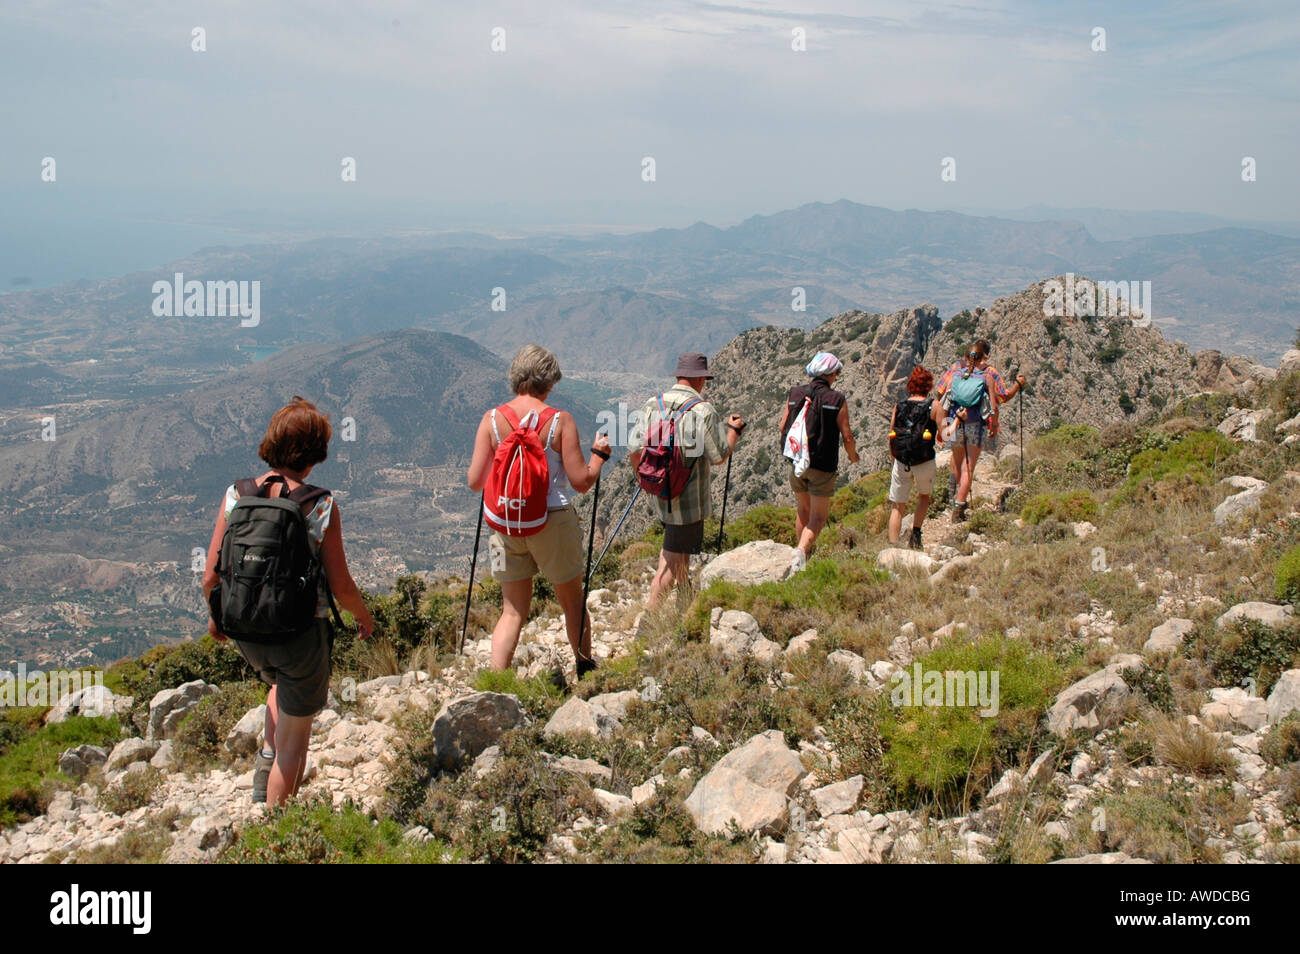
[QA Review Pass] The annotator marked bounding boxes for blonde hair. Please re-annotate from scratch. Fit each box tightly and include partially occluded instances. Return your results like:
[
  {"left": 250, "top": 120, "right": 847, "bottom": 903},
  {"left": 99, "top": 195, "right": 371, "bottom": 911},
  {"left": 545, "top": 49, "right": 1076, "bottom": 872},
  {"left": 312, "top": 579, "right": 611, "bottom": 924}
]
[{"left": 508, "top": 344, "right": 562, "bottom": 398}]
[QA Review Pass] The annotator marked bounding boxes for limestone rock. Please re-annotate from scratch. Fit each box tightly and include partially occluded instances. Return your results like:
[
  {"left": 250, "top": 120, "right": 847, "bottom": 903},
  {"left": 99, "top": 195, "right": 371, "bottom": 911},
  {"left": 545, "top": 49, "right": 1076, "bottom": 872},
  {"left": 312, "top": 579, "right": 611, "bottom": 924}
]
[
  {"left": 1214, "top": 476, "right": 1268, "bottom": 525},
  {"left": 146, "top": 680, "right": 218, "bottom": 740},
  {"left": 543, "top": 697, "right": 600, "bottom": 740},
  {"left": 811, "top": 775, "right": 864, "bottom": 817},
  {"left": 685, "top": 767, "right": 790, "bottom": 836},
  {"left": 826, "top": 649, "right": 867, "bottom": 681},
  {"left": 225, "top": 704, "right": 267, "bottom": 756},
  {"left": 431, "top": 691, "right": 527, "bottom": 770},
  {"left": 1200, "top": 687, "right": 1269, "bottom": 732},
  {"left": 106, "top": 737, "right": 160, "bottom": 771},
  {"left": 785, "top": 629, "right": 819, "bottom": 658},
  {"left": 1047, "top": 664, "right": 1135, "bottom": 737},
  {"left": 45, "top": 684, "right": 132, "bottom": 725},
  {"left": 58, "top": 744, "right": 108, "bottom": 781},
  {"left": 877, "top": 548, "right": 935, "bottom": 574},
  {"left": 1266, "top": 670, "right": 1300, "bottom": 726},
  {"left": 1216, "top": 602, "right": 1295, "bottom": 630},
  {"left": 700, "top": 540, "right": 799, "bottom": 587},
  {"left": 1143, "top": 618, "right": 1194, "bottom": 654}
]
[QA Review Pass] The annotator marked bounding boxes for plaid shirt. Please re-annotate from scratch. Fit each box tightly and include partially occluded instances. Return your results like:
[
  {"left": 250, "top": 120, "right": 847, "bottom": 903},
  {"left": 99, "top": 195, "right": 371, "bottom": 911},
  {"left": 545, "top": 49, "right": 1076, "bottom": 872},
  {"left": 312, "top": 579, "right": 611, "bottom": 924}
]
[{"left": 630, "top": 383, "right": 729, "bottom": 526}]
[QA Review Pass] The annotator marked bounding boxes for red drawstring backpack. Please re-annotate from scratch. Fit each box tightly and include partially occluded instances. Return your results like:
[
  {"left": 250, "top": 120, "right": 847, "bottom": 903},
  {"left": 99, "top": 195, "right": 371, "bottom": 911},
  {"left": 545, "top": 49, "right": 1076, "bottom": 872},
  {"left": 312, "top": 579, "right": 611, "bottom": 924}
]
[{"left": 483, "top": 405, "right": 559, "bottom": 536}]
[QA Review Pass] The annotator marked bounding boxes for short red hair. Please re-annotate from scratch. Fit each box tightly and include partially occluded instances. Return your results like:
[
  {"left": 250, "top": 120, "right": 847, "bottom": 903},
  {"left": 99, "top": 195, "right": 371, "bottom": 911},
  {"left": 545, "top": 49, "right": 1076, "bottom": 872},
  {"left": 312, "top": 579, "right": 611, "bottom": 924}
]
[
  {"left": 906, "top": 366, "right": 933, "bottom": 396},
  {"left": 258, "top": 396, "right": 331, "bottom": 472}
]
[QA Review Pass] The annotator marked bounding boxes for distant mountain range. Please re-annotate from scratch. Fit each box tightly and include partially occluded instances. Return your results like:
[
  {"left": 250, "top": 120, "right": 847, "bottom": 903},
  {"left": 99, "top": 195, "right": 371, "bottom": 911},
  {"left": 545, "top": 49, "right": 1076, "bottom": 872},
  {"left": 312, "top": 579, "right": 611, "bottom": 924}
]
[{"left": 3, "top": 201, "right": 1297, "bottom": 403}]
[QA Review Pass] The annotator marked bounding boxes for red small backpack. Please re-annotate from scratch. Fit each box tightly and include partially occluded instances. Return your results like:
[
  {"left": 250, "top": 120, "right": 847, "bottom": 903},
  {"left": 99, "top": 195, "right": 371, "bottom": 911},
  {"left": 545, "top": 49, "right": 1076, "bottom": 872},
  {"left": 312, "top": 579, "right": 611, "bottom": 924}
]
[
  {"left": 636, "top": 394, "right": 702, "bottom": 511},
  {"left": 483, "top": 405, "right": 559, "bottom": 536}
]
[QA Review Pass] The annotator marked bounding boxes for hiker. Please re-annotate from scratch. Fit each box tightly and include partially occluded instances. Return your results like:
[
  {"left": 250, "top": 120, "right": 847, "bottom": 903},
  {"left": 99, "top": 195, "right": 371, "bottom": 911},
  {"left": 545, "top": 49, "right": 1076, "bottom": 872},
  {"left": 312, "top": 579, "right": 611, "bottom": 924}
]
[
  {"left": 939, "top": 339, "right": 1027, "bottom": 495},
  {"left": 971, "top": 338, "right": 1027, "bottom": 455},
  {"left": 466, "top": 344, "right": 610, "bottom": 677},
  {"left": 202, "top": 397, "right": 375, "bottom": 807},
  {"left": 778, "top": 352, "right": 859, "bottom": 571},
  {"left": 887, "top": 366, "right": 960, "bottom": 548},
  {"left": 940, "top": 346, "right": 997, "bottom": 521},
  {"left": 629, "top": 352, "right": 744, "bottom": 608}
]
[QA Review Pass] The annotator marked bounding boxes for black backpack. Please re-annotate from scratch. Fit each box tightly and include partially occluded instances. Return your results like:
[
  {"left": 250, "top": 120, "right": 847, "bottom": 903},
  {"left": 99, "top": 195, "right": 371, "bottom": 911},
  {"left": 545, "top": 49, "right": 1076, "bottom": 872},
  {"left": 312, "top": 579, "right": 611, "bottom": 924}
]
[
  {"left": 891, "top": 399, "right": 936, "bottom": 468},
  {"left": 208, "top": 476, "right": 342, "bottom": 644}
]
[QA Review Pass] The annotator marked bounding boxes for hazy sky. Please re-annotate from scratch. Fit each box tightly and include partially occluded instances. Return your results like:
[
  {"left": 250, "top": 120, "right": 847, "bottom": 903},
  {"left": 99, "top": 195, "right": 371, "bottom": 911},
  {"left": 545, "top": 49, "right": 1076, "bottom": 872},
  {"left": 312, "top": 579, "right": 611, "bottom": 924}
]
[{"left": 2, "top": 0, "right": 1298, "bottom": 235}]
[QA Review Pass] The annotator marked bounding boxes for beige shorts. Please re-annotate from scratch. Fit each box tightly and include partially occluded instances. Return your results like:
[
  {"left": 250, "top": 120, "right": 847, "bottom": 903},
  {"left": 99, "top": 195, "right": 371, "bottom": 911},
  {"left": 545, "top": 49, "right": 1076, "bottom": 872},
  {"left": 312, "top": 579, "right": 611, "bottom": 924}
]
[
  {"left": 489, "top": 505, "right": 585, "bottom": 585},
  {"left": 888, "top": 458, "right": 937, "bottom": 503},
  {"left": 789, "top": 465, "right": 837, "bottom": 498}
]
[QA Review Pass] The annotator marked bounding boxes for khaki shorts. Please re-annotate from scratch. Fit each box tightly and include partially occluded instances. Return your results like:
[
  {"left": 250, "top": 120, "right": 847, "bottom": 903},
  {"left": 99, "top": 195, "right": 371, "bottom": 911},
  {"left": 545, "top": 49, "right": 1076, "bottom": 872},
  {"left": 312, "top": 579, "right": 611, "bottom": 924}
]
[
  {"left": 489, "top": 505, "right": 585, "bottom": 585},
  {"left": 235, "top": 618, "right": 332, "bottom": 718},
  {"left": 888, "top": 458, "right": 937, "bottom": 504},
  {"left": 789, "top": 465, "right": 837, "bottom": 498}
]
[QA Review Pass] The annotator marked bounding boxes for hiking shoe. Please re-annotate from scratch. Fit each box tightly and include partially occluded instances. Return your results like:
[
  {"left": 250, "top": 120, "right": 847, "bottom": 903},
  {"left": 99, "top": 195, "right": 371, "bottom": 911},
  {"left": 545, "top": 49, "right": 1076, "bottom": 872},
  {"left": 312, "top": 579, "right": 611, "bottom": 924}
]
[
  {"left": 252, "top": 752, "right": 273, "bottom": 804},
  {"left": 548, "top": 667, "right": 567, "bottom": 693},
  {"left": 953, "top": 502, "right": 969, "bottom": 523},
  {"left": 576, "top": 656, "right": 597, "bottom": 680},
  {"left": 790, "top": 548, "right": 807, "bottom": 575},
  {"left": 909, "top": 526, "right": 923, "bottom": 550}
]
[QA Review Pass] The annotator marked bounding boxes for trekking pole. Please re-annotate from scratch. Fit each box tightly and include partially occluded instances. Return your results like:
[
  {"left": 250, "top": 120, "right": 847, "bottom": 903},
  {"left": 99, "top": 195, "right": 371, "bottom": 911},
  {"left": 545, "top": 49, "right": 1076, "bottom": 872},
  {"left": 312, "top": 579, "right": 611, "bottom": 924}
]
[
  {"left": 458, "top": 491, "right": 485, "bottom": 655},
  {"left": 1016, "top": 343, "right": 1024, "bottom": 484},
  {"left": 588, "top": 487, "right": 642, "bottom": 582},
  {"left": 580, "top": 471, "right": 601, "bottom": 649},
  {"left": 715, "top": 455, "right": 733, "bottom": 553}
]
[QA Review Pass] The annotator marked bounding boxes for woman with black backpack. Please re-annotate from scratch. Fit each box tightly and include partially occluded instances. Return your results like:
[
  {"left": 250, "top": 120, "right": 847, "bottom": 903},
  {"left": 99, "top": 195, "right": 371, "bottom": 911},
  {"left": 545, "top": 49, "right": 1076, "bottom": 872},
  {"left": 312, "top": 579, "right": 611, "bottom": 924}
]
[
  {"left": 202, "top": 397, "right": 375, "bottom": 807},
  {"left": 887, "top": 366, "right": 961, "bottom": 549}
]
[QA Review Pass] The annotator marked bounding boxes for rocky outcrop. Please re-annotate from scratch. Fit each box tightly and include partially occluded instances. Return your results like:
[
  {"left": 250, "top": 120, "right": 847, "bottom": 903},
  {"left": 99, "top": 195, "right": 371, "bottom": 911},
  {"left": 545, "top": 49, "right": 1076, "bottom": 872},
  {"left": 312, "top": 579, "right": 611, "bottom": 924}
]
[
  {"left": 685, "top": 730, "right": 806, "bottom": 835},
  {"left": 1047, "top": 655, "right": 1144, "bottom": 737}
]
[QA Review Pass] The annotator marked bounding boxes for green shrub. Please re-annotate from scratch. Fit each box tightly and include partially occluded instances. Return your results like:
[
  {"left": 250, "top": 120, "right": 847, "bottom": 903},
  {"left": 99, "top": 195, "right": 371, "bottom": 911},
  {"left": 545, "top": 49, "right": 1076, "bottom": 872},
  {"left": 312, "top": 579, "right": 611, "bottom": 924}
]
[
  {"left": 719, "top": 503, "right": 797, "bottom": 549},
  {"left": 1021, "top": 490, "right": 1098, "bottom": 525},
  {"left": 119, "top": 636, "right": 254, "bottom": 725},
  {"left": 226, "top": 796, "right": 449, "bottom": 863},
  {"left": 1276, "top": 544, "right": 1300, "bottom": 606},
  {"left": 415, "top": 728, "right": 596, "bottom": 863},
  {"left": 171, "top": 681, "right": 267, "bottom": 772},
  {"left": 0, "top": 716, "right": 122, "bottom": 827},
  {"left": 1261, "top": 715, "right": 1300, "bottom": 767},
  {"left": 99, "top": 766, "right": 164, "bottom": 815},
  {"left": 1188, "top": 618, "right": 1300, "bottom": 698},
  {"left": 1115, "top": 429, "right": 1236, "bottom": 503},
  {"left": 584, "top": 776, "right": 755, "bottom": 863},
  {"left": 469, "top": 669, "right": 565, "bottom": 720},
  {"left": 878, "top": 635, "right": 1064, "bottom": 814}
]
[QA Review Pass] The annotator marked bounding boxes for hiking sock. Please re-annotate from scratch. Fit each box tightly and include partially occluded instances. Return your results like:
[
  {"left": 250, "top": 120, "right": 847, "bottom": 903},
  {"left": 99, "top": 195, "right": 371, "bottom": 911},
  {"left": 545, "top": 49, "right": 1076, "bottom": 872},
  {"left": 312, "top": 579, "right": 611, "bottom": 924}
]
[
  {"left": 953, "top": 501, "right": 968, "bottom": 522},
  {"left": 253, "top": 750, "right": 275, "bottom": 804}
]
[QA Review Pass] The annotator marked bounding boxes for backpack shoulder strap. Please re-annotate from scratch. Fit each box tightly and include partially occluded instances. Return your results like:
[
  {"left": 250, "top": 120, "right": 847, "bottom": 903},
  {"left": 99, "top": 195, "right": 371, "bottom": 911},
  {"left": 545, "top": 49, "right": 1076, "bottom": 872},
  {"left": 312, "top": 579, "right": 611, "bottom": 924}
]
[
  {"left": 673, "top": 396, "right": 703, "bottom": 422},
  {"left": 496, "top": 403, "right": 521, "bottom": 431},
  {"left": 536, "top": 406, "right": 560, "bottom": 448},
  {"left": 287, "top": 483, "right": 331, "bottom": 509},
  {"left": 234, "top": 477, "right": 261, "bottom": 498}
]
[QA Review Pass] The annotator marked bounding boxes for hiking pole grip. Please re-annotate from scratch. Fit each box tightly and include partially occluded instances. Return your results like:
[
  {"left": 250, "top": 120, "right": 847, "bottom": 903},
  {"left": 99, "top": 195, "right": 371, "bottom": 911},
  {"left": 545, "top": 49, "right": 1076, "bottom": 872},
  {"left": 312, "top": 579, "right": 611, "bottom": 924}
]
[
  {"left": 716, "top": 455, "right": 734, "bottom": 553},
  {"left": 459, "top": 491, "right": 485, "bottom": 655}
]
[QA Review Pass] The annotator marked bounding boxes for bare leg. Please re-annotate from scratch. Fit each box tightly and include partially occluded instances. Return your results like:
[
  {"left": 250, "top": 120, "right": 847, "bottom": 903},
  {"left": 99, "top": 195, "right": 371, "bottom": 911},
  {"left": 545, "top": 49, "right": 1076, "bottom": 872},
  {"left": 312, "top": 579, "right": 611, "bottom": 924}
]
[
  {"left": 490, "top": 578, "right": 533, "bottom": 670},
  {"left": 914, "top": 493, "right": 931, "bottom": 527},
  {"left": 262, "top": 685, "right": 278, "bottom": 754},
  {"left": 551, "top": 575, "right": 590, "bottom": 662},
  {"left": 797, "top": 494, "right": 831, "bottom": 556},
  {"left": 794, "top": 491, "right": 811, "bottom": 546},
  {"left": 267, "top": 713, "right": 313, "bottom": 806},
  {"left": 953, "top": 446, "right": 970, "bottom": 503},
  {"left": 888, "top": 501, "right": 907, "bottom": 542},
  {"left": 649, "top": 550, "right": 690, "bottom": 609}
]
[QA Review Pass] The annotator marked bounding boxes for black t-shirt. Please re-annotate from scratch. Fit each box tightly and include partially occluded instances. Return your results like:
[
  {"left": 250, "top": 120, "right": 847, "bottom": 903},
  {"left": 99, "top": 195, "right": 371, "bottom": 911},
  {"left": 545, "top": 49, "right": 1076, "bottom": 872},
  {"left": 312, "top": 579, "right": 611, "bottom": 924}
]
[{"left": 783, "top": 379, "right": 845, "bottom": 473}]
